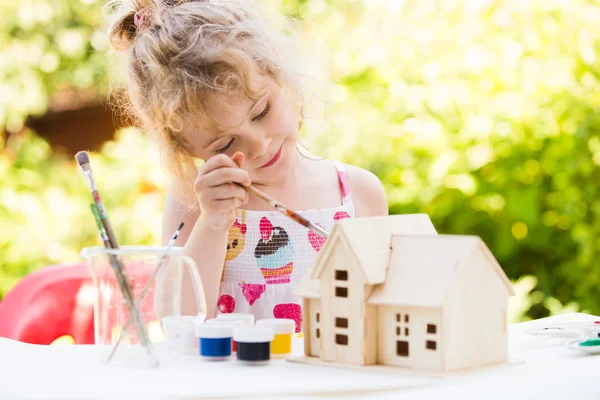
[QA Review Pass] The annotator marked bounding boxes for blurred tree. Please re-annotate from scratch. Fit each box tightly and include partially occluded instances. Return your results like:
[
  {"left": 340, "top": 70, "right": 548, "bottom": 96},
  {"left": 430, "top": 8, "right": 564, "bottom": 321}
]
[
  {"left": 0, "top": 0, "right": 109, "bottom": 135},
  {"left": 0, "top": 127, "right": 167, "bottom": 297},
  {"left": 279, "top": 0, "right": 600, "bottom": 319},
  {"left": 1, "top": 0, "right": 599, "bottom": 321}
]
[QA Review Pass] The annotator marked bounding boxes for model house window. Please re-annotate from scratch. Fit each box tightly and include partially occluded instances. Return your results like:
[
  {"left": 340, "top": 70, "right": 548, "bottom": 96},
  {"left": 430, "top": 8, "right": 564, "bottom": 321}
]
[
  {"left": 425, "top": 323, "right": 437, "bottom": 350},
  {"left": 314, "top": 311, "right": 321, "bottom": 341},
  {"left": 335, "top": 318, "right": 348, "bottom": 328},
  {"left": 335, "top": 334, "right": 348, "bottom": 345},
  {"left": 396, "top": 340, "right": 409, "bottom": 356},
  {"left": 396, "top": 313, "right": 410, "bottom": 322},
  {"left": 335, "top": 270, "right": 348, "bottom": 281},
  {"left": 335, "top": 287, "right": 348, "bottom": 297},
  {"left": 395, "top": 311, "right": 409, "bottom": 338}
]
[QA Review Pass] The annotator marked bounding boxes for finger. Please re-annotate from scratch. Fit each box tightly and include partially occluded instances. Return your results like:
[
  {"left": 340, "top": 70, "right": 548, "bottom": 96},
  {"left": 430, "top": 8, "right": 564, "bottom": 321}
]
[
  {"left": 198, "top": 184, "right": 247, "bottom": 204},
  {"left": 212, "top": 198, "right": 243, "bottom": 213},
  {"left": 231, "top": 151, "right": 245, "bottom": 169},
  {"left": 205, "top": 184, "right": 248, "bottom": 201},
  {"left": 199, "top": 154, "right": 238, "bottom": 174},
  {"left": 200, "top": 168, "right": 251, "bottom": 187}
]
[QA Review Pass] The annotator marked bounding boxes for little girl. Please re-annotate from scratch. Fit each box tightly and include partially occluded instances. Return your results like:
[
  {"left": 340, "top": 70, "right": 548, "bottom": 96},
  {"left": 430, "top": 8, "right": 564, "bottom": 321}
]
[{"left": 108, "top": 0, "right": 388, "bottom": 329}]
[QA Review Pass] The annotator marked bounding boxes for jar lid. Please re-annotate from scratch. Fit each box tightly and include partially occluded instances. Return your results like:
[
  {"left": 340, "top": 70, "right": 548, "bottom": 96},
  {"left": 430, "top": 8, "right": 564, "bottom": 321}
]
[
  {"left": 206, "top": 318, "right": 245, "bottom": 325},
  {"left": 233, "top": 326, "right": 274, "bottom": 343},
  {"left": 161, "top": 315, "right": 200, "bottom": 330},
  {"left": 217, "top": 313, "right": 254, "bottom": 325},
  {"left": 178, "top": 315, "right": 200, "bottom": 326},
  {"left": 256, "top": 318, "right": 295, "bottom": 334},
  {"left": 195, "top": 322, "right": 234, "bottom": 338}
]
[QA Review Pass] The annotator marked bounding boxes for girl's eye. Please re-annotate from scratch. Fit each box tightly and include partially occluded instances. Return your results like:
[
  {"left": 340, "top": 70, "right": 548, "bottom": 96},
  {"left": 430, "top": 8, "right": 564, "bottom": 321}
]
[
  {"left": 252, "top": 102, "right": 270, "bottom": 122},
  {"left": 216, "top": 139, "right": 234, "bottom": 154}
]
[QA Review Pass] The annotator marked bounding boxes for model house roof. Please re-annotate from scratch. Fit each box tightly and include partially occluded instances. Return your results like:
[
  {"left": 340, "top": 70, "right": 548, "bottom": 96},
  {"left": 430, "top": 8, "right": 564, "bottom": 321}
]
[
  {"left": 309, "top": 214, "right": 437, "bottom": 284},
  {"left": 295, "top": 215, "right": 514, "bottom": 306},
  {"left": 368, "top": 235, "right": 514, "bottom": 307}
]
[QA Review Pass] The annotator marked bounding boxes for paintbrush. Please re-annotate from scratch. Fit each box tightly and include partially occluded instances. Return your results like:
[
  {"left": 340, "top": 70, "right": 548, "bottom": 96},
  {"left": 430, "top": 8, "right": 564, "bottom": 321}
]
[
  {"left": 107, "top": 222, "right": 185, "bottom": 363},
  {"left": 195, "top": 153, "right": 329, "bottom": 238},
  {"left": 237, "top": 183, "right": 330, "bottom": 239},
  {"left": 75, "top": 151, "right": 158, "bottom": 366}
]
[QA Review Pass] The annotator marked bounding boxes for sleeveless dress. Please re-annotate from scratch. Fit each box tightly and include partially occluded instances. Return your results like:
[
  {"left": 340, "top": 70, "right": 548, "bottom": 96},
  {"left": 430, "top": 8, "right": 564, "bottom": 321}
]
[{"left": 216, "top": 161, "right": 355, "bottom": 332}]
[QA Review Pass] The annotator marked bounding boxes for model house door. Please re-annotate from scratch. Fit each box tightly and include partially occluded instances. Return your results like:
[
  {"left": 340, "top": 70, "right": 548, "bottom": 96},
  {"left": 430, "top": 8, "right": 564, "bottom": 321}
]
[{"left": 396, "top": 340, "right": 409, "bottom": 357}]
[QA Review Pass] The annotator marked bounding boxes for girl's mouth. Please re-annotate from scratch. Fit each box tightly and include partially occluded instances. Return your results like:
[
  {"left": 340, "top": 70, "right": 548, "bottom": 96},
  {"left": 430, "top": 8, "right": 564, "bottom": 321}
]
[{"left": 260, "top": 145, "right": 283, "bottom": 168}]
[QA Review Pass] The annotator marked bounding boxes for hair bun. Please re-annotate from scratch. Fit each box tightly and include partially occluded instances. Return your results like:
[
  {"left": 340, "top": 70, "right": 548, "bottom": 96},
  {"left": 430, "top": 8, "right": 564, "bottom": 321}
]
[
  {"left": 108, "top": 11, "right": 138, "bottom": 51},
  {"left": 107, "top": 1, "right": 205, "bottom": 51},
  {"left": 107, "top": 0, "right": 161, "bottom": 51}
]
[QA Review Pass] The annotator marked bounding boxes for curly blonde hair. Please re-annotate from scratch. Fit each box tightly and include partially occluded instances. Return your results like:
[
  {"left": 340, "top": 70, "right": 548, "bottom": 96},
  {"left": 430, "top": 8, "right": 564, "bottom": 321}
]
[{"left": 106, "top": 0, "right": 315, "bottom": 206}]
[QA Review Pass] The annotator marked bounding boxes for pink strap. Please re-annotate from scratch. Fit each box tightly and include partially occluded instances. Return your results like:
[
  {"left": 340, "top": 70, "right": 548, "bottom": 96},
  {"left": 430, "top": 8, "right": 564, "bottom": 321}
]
[{"left": 333, "top": 161, "right": 353, "bottom": 206}]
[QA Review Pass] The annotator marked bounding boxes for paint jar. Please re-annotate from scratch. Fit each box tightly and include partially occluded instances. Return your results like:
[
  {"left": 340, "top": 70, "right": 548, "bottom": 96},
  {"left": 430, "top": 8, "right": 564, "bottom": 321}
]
[
  {"left": 233, "top": 326, "right": 274, "bottom": 365},
  {"left": 206, "top": 319, "right": 245, "bottom": 352},
  {"left": 195, "top": 323, "right": 234, "bottom": 361},
  {"left": 216, "top": 313, "right": 255, "bottom": 325},
  {"left": 161, "top": 315, "right": 181, "bottom": 351},
  {"left": 161, "top": 315, "right": 201, "bottom": 356},
  {"left": 178, "top": 316, "right": 202, "bottom": 356},
  {"left": 256, "top": 318, "right": 295, "bottom": 358}
]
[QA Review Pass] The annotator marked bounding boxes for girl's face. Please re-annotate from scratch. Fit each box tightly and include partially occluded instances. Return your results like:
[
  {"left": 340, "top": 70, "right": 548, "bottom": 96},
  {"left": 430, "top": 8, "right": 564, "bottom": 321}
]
[{"left": 181, "top": 72, "right": 300, "bottom": 186}]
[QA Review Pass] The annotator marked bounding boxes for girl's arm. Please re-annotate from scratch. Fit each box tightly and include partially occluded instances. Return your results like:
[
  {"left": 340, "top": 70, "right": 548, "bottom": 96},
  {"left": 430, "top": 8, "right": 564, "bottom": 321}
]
[
  {"left": 162, "top": 180, "right": 228, "bottom": 318},
  {"left": 162, "top": 153, "right": 249, "bottom": 318}
]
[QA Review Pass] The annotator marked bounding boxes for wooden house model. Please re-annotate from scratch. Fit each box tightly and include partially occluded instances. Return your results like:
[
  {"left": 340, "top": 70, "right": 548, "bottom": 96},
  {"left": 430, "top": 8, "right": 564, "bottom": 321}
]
[{"left": 294, "top": 214, "right": 514, "bottom": 373}]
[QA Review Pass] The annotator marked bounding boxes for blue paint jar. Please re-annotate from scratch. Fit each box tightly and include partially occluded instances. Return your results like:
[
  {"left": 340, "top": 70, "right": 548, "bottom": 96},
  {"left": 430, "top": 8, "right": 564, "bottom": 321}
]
[
  {"left": 206, "top": 318, "right": 246, "bottom": 353},
  {"left": 195, "top": 323, "right": 234, "bottom": 361}
]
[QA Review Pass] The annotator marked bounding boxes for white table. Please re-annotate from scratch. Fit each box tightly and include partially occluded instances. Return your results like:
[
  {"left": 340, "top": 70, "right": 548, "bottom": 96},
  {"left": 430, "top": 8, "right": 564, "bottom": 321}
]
[{"left": 1, "top": 313, "right": 599, "bottom": 400}]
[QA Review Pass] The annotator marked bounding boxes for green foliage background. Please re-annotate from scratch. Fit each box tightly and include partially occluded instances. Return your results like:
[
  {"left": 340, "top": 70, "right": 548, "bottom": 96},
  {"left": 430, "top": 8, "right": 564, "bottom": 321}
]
[{"left": 1, "top": 0, "right": 599, "bottom": 321}]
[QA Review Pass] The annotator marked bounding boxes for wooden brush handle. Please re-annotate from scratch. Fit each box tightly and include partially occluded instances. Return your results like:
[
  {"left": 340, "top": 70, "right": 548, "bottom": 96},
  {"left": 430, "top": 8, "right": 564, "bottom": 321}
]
[
  {"left": 235, "top": 182, "right": 330, "bottom": 238},
  {"left": 235, "top": 183, "right": 277, "bottom": 205}
]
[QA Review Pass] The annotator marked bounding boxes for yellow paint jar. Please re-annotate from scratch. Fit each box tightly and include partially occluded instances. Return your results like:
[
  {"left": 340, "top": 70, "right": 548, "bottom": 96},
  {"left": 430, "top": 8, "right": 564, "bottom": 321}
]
[{"left": 256, "top": 318, "right": 295, "bottom": 357}]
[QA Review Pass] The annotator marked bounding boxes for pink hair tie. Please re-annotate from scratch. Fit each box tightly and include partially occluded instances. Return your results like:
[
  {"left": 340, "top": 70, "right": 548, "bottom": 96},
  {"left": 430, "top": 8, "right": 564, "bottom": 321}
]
[{"left": 133, "top": 8, "right": 152, "bottom": 31}]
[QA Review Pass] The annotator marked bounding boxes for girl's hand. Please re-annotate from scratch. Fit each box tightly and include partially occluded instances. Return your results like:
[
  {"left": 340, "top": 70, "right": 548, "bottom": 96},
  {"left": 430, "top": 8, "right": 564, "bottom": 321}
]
[{"left": 194, "top": 152, "right": 250, "bottom": 231}]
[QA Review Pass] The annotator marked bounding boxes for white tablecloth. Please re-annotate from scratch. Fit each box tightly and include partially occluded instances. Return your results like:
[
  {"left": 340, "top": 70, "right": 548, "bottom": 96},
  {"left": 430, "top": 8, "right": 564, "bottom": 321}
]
[{"left": 1, "top": 313, "right": 599, "bottom": 399}]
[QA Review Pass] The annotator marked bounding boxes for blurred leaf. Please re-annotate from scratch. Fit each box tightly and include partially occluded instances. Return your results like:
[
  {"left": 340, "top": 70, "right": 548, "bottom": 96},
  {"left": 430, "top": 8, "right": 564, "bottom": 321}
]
[{"left": 1, "top": 0, "right": 600, "bottom": 322}]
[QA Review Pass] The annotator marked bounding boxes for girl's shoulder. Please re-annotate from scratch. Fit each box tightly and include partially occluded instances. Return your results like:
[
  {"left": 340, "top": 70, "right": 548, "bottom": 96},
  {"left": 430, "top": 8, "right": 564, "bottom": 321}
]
[
  {"left": 306, "top": 159, "right": 388, "bottom": 218},
  {"left": 338, "top": 162, "right": 388, "bottom": 218}
]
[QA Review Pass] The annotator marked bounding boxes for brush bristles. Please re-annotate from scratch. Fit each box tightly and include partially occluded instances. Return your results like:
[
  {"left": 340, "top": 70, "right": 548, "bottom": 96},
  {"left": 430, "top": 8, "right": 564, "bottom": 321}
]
[{"left": 75, "top": 151, "right": 90, "bottom": 166}]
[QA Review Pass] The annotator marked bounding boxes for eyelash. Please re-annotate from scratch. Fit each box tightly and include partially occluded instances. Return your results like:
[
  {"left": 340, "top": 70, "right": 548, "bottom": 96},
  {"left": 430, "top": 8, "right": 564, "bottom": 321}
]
[
  {"left": 215, "top": 103, "right": 270, "bottom": 153},
  {"left": 252, "top": 102, "right": 270, "bottom": 122},
  {"left": 216, "top": 139, "right": 234, "bottom": 154}
]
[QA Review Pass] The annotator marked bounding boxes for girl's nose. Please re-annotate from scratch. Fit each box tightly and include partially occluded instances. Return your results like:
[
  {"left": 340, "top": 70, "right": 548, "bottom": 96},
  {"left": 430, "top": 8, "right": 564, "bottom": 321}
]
[{"left": 247, "top": 131, "right": 271, "bottom": 160}]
